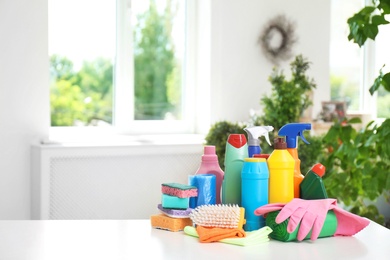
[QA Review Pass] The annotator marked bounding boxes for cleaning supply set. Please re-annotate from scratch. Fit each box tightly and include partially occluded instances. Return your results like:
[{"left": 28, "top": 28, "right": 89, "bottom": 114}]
[
  {"left": 151, "top": 122, "right": 369, "bottom": 246},
  {"left": 150, "top": 183, "right": 197, "bottom": 232}
]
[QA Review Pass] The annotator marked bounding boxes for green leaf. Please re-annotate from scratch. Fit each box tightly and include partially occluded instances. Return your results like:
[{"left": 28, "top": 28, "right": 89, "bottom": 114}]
[
  {"left": 363, "top": 24, "right": 379, "bottom": 40},
  {"left": 379, "top": 2, "right": 390, "bottom": 13},
  {"left": 358, "top": 6, "right": 376, "bottom": 15},
  {"left": 372, "top": 15, "right": 390, "bottom": 25},
  {"left": 370, "top": 72, "right": 384, "bottom": 95},
  {"left": 348, "top": 117, "right": 362, "bottom": 124},
  {"left": 381, "top": 72, "right": 390, "bottom": 91}
]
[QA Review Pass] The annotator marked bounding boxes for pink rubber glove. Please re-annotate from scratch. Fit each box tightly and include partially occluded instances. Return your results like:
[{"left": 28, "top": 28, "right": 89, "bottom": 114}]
[
  {"left": 275, "top": 198, "right": 337, "bottom": 241},
  {"left": 255, "top": 199, "right": 369, "bottom": 241},
  {"left": 254, "top": 203, "right": 285, "bottom": 217}
]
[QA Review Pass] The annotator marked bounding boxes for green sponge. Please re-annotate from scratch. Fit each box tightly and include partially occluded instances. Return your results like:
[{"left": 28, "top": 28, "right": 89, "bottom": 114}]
[{"left": 162, "top": 194, "right": 189, "bottom": 209}]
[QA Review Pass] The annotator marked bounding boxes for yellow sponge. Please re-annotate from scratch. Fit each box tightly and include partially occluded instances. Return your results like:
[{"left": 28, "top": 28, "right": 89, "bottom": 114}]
[{"left": 150, "top": 214, "right": 193, "bottom": 232}]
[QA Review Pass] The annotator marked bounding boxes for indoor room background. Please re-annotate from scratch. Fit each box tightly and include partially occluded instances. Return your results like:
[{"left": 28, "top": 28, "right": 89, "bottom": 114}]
[{"left": 2, "top": 0, "right": 373, "bottom": 221}]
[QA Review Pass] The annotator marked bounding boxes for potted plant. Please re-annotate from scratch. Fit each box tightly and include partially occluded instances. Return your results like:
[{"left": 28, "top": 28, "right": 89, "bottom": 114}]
[
  {"left": 322, "top": 0, "right": 390, "bottom": 226},
  {"left": 253, "top": 54, "right": 317, "bottom": 133},
  {"left": 205, "top": 54, "right": 322, "bottom": 172}
]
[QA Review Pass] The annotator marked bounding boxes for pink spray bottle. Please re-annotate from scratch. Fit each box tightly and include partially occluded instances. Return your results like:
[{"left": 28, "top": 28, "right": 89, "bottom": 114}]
[{"left": 194, "top": 145, "right": 224, "bottom": 204}]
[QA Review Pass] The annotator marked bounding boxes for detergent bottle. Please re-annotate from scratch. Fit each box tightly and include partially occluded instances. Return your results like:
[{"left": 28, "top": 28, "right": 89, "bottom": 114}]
[
  {"left": 300, "top": 163, "right": 328, "bottom": 200},
  {"left": 278, "top": 123, "right": 311, "bottom": 198},
  {"left": 222, "top": 134, "right": 248, "bottom": 206},
  {"left": 244, "top": 126, "right": 274, "bottom": 158},
  {"left": 194, "top": 145, "right": 224, "bottom": 204},
  {"left": 241, "top": 157, "right": 269, "bottom": 231},
  {"left": 267, "top": 137, "right": 295, "bottom": 203}
]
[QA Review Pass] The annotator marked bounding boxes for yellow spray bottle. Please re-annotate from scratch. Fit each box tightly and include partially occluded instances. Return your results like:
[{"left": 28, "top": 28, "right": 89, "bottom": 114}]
[{"left": 278, "top": 123, "right": 312, "bottom": 198}]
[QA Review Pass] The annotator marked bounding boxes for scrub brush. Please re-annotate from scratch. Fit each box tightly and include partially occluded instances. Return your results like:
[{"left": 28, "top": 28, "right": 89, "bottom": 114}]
[{"left": 189, "top": 204, "right": 246, "bottom": 229}]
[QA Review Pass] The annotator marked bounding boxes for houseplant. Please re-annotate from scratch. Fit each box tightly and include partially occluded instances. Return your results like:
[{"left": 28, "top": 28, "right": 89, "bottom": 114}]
[
  {"left": 254, "top": 54, "right": 317, "bottom": 133},
  {"left": 205, "top": 54, "right": 322, "bottom": 171},
  {"left": 322, "top": 0, "right": 390, "bottom": 225}
]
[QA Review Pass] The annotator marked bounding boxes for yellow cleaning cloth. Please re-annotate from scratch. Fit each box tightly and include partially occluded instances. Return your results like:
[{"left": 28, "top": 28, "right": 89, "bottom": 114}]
[{"left": 196, "top": 225, "right": 246, "bottom": 243}]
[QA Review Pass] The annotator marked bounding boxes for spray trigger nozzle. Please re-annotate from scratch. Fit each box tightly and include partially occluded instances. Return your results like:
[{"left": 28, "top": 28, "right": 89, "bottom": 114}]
[
  {"left": 299, "top": 131, "right": 310, "bottom": 145},
  {"left": 278, "top": 123, "right": 312, "bottom": 148},
  {"left": 244, "top": 126, "right": 274, "bottom": 146}
]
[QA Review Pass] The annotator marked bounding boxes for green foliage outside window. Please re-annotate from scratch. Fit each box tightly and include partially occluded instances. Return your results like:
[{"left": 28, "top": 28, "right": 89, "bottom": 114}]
[
  {"left": 133, "top": 0, "right": 181, "bottom": 120},
  {"left": 50, "top": 0, "right": 180, "bottom": 126},
  {"left": 50, "top": 55, "right": 113, "bottom": 126}
]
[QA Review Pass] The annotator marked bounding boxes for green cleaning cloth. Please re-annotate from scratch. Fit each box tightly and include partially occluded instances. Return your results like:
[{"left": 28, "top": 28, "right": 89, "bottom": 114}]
[
  {"left": 183, "top": 226, "right": 272, "bottom": 246},
  {"left": 265, "top": 210, "right": 338, "bottom": 242}
]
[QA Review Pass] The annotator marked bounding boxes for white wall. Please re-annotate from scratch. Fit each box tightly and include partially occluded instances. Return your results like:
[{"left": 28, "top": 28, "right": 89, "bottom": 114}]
[
  {"left": 209, "top": 0, "right": 330, "bottom": 124},
  {"left": 0, "top": 0, "right": 49, "bottom": 219},
  {"left": 0, "top": 0, "right": 330, "bottom": 219}
]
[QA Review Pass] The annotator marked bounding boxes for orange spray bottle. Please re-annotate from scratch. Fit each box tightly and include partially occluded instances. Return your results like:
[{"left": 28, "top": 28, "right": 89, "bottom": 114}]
[{"left": 278, "top": 123, "right": 312, "bottom": 198}]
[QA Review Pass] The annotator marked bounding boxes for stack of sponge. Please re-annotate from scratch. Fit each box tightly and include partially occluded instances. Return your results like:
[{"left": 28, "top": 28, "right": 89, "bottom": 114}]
[{"left": 150, "top": 183, "right": 198, "bottom": 232}]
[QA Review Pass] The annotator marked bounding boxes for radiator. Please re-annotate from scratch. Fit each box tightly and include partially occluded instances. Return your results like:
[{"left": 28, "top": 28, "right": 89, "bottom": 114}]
[{"left": 31, "top": 141, "right": 204, "bottom": 220}]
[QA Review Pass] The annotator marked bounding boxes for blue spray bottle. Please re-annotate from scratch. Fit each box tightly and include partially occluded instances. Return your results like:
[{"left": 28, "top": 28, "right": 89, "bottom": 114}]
[
  {"left": 278, "top": 123, "right": 311, "bottom": 198},
  {"left": 244, "top": 126, "right": 274, "bottom": 157}
]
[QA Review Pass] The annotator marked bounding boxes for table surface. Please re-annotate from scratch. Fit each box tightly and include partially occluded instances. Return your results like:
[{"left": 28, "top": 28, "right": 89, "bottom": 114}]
[{"left": 0, "top": 219, "right": 389, "bottom": 260}]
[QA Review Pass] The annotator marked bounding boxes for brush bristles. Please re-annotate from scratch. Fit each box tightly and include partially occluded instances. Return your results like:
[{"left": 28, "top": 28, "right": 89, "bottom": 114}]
[{"left": 189, "top": 204, "right": 241, "bottom": 229}]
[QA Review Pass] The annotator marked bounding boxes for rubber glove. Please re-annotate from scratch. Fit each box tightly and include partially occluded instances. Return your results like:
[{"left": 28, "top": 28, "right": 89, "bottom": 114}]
[
  {"left": 254, "top": 199, "right": 369, "bottom": 241},
  {"left": 273, "top": 198, "right": 337, "bottom": 241},
  {"left": 254, "top": 203, "right": 285, "bottom": 217}
]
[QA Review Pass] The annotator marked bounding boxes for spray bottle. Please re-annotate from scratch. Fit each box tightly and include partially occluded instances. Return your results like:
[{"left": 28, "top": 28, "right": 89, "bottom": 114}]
[
  {"left": 221, "top": 134, "right": 248, "bottom": 206},
  {"left": 194, "top": 145, "right": 224, "bottom": 204},
  {"left": 244, "top": 126, "right": 274, "bottom": 157},
  {"left": 278, "top": 123, "right": 311, "bottom": 198}
]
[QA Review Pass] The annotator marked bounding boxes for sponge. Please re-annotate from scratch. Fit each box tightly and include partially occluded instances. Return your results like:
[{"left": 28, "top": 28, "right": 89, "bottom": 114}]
[
  {"left": 158, "top": 204, "right": 193, "bottom": 218},
  {"left": 161, "top": 183, "right": 198, "bottom": 198},
  {"left": 150, "top": 214, "right": 193, "bottom": 232},
  {"left": 162, "top": 194, "right": 189, "bottom": 209}
]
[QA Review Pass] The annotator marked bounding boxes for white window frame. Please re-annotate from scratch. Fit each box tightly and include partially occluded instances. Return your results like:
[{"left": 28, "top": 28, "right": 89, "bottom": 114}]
[
  {"left": 49, "top": 0, "right": 209, "bottom": 141},
  {"left": 330, "top": 0, "right": 383, "bottom": 121}
]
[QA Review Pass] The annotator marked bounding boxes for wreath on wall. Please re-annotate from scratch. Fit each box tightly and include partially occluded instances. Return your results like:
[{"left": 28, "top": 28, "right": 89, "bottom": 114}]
[{"left": 258, "top": 14, "right": 297, "bottom": 65}]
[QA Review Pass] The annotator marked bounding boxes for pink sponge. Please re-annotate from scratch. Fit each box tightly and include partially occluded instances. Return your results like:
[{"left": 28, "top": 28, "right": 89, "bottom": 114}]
[{"left": 161, "top": 183, "right": 198, "bottom": 198}]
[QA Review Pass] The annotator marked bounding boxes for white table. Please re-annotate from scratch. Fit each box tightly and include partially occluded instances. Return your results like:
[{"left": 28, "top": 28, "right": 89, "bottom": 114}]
[{"left": 0, "top": 219, "right": 389, "bottom": 260}]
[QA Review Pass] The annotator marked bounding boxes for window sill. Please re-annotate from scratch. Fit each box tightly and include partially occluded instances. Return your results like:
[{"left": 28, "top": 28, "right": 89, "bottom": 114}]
[{"left": 44, "top": 127, "right": 206, "bottom": 147}]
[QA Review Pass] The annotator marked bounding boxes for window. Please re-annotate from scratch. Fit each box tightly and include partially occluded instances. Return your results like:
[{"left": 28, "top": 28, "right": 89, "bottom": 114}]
[
  {"left": 49, "top": 0, "right": 197, "bottom": 135},
  {"left": 374, "top": 22, "right": 390, "bottom": 118},
  {"left": 330, "top": 0, "right": 390, "bottom": 119}
]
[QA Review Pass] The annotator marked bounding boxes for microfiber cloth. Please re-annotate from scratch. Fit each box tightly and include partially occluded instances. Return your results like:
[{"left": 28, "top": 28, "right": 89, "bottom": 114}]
[
  {"left": 195, "top": 226, "right": 246, "bottom": 243},
  {"left": 254, "top": 199, "right": 370, "bottom": 241},
  {"left": 184, "top": 226, "right": 272, "bottom": 246}
]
